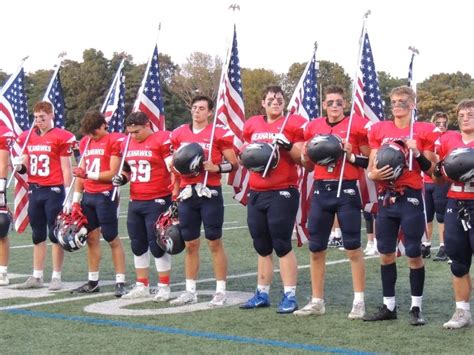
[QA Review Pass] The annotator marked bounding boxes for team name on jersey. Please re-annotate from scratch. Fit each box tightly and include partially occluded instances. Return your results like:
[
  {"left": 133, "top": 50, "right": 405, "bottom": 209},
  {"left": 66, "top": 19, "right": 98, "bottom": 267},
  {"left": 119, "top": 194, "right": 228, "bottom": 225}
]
[
  {"left": 84, "top": 148, "right": 105, "bottom": 156},
  {"left": 28, "top": 145, "right": 51, "bottom": 152},
  {"left": 251, "top": 132, "right": 277, "bottom": 141},
  {"left": 126, "top": 150, "right": 152, "bottom": 157}
]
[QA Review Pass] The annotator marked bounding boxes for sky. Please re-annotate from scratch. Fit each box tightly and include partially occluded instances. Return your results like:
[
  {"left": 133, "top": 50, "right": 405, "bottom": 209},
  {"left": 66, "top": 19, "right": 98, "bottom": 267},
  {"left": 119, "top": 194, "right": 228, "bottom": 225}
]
[{"left": 2, "top": 0, "right": 473, "bottom": 83}]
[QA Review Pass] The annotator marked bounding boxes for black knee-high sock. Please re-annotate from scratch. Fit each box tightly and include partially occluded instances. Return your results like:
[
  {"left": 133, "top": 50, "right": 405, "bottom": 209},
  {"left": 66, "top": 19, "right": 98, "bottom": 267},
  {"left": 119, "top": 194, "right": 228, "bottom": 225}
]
[
  {"left": 409, "top": 266, "right": 425, "bottom": 297},
  {"left": 381, "top": 263, "right": 397, "bottom": 297}
]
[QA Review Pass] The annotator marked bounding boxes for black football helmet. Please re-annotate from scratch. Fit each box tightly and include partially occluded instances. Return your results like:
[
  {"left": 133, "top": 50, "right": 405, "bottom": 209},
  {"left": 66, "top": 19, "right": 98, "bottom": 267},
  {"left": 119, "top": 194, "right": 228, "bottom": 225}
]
[
  {"left": 240, "top": 142, "right": 279, "bottom": 173},
  {"left": 55, "top": 212, "right": 88, "bottom": 252},
  {"left": 173, "top": 143, "right": 205, "bottom": 176},
  {"left": 375, "top": 141, "right": 407, "bottom": 180},
  {"left": 443, "top": 147, "right": 474, "bottom": 182},
  {"left": 306, "top": 134, "right": 344, "bottom": 166},
  {"left": 155, "top": 203, "right": 185, "bottom": 255},
  {"left": 0, "top": 209, "right": 12, "bottom": 239}
]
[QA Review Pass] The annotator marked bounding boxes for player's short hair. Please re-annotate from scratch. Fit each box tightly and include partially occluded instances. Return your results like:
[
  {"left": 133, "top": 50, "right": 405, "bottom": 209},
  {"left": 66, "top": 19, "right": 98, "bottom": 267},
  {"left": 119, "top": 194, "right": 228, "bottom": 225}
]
[
  {"left": 324, "top": 85, "right": 345, "bottom": 98},
  {"left": 456, "top": 99, "right": 474, "bottom": 115},
  {"left": 261, "top": 86, "right": 285, "bottom": 100},
  {"left": 33, "top": 101, "right": 53, "bottom": 114},
  {"left": 191, "top": 95, "right": 214, "bottom": 111},
  {"left": 81, "top": 111, "right": 107, "bottom": 135},
  {"left": 390, "top": 85, "right": 416, "bottom": 102},
  {"left": 126, "top": 112, "right": 149, "bottom": 127},
  {"left": 431, "top": 111, "right": 448, "bottom": 123}
]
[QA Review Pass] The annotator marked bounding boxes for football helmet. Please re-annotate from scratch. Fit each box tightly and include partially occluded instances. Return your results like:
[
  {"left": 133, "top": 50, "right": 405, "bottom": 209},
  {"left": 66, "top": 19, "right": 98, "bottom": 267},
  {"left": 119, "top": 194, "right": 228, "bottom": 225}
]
[
  {"left": 0, "top": 208, "right": 12, "bottom": 239},
  {"left": 240, "top": 142, "right": 279, "bottom": 173},
  {"left": 155, "top": 203, "right": 185, "bottom": 255},
  {"left": 55, "top": 212, "right": 88, "bottom": 252},
  {"left": 375, "top": 141, "right": 407, "bottom": 180},
  {"left": 443, "top": 147, "right": 474, "bottom": 182},
  {"left": 306, "top": 134, "right": 344, "bottom": 166},
  {"left": 173, "top": 143, "right": 205, "bottom": 176}
]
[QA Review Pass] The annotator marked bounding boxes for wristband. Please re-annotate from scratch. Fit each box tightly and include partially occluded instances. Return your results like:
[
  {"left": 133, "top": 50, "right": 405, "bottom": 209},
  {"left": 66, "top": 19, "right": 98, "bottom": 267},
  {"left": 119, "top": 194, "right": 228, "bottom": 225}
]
[
  {"left": 415, "top": 153, "right": 432, "bottom": 172},
  {"left": 218, "top": 162, "right": 233, "bottom": 173},
  {"left": 72, "top": 192, "right": 83, "bottom": 203},
  {"left": 353, "top": 155, "right": 369, "bottom": 169},
  {"left": 88, "top": 170, "right": 100, "bottom": 181},
  {"left": 17, "top": 165, "right": 27, "bottom": 174}
]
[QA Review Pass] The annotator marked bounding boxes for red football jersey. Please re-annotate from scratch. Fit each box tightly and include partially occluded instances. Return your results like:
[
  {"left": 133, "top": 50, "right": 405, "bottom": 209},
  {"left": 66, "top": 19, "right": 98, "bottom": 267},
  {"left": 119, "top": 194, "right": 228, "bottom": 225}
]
[
  {"left": 122, "top": 131, "right": 172, "bottom": 200},
  {"left": 0, "top": 126, "right": 15, "bottom": 151},
  {"left": 437, "top": 131, "right": 474, "bottom": 200},
  {"left": 171, "top": 124, "right": 234, "bottom": 188},
  {"left": 18, "top": 127, "right": 75, "bottom": 186},
  {"left": 304, "top": 115, "right": 370, "bottom": 180},
  {"left": 79, "top": 132, "right": 124, "bottom": 193},
  {"left": 368, "top": 121, "right": 439, "bottom": 190},
  {"left": 243, "top": 115, "right": 306, "bottom": 191}
]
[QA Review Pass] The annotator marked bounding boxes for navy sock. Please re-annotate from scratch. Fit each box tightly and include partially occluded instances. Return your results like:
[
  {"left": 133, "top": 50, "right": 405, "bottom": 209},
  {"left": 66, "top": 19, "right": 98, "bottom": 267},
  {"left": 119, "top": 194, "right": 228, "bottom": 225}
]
[
  {"left": 381, "top": 263, "right": 397, "bottom": 297},
  {"left": 409, "top": 266, "right": 425, "bottom": 297}
]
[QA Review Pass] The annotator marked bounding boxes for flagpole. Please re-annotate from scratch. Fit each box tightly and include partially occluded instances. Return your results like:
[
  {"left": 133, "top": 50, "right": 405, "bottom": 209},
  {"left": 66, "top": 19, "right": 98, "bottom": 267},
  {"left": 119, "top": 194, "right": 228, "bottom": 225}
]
[
  {"left": 200, "top": 8, "right": 238, "bottom": 193},
  {"left": 43, "top": 52, "right": 67, "bottom": 101},
  {"left": 336, "top": 10, "right": 370, "bottom": 198},
  {"left": 101, "top": 58, "right": 125, "bottom": 113},
  {"left": 408, "top": 46, "right": 419, "bottom": 171},
  {"left": 63, "top": 137, "right": 91, "bottom": 207}
]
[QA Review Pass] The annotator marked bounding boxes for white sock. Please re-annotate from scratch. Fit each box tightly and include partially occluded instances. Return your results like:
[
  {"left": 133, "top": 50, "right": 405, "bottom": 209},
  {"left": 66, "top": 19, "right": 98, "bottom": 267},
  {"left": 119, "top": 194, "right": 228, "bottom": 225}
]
[
  {"left": 257, "top": 284, "right": 270, "bottom": 294},
  {"left": 33, "top": 270, "right": 43, "bottom": 279},
  {"left": 354, "top": 292, "right": 364, "bottom": 304},
  {"left": 0, "top": 266, "right": 7, "bottom": 273},
  {"left": 186, "top": 279, "right": 196, "bottom": 293},
  {"left": 88, "top": 271, "right": 99, "bottom": 282},
  {"left": 456, "top": 301, "right": 470, "bottom": 311},
  {"left": 116, "top": 273, "right": 125, "bottom": 283},
  {"left": 423, "top": 241, "right": 431, "bottom": 247},
  {"left": 52, "top": 271, "right": 61, "bottom": 280},
  {"left": 284, "top": 286, "right": 296, "bottom": 297},
  {"left": 329, "top": 232, "right": 336, "bottom": 241},
  {"left": 158, "top": 283, "right": 169, "bottom": 289},
  {"left": 216, "top": 280, "right": 226, "bottom": 294},
  {"left": 312, "top": 297, "right": 324, "bottom": 303},
  {"left": 383, "top": 297, "right": 396, "bottom": 311},
  {"left": 440, "top": 243, "right": 445, "bottom": 247},
  {"left": 411, "top": 296, "right": 423, "bottom": 310},
  {"left": 335, "top": 228, "right": 342, "bottom": 239}
]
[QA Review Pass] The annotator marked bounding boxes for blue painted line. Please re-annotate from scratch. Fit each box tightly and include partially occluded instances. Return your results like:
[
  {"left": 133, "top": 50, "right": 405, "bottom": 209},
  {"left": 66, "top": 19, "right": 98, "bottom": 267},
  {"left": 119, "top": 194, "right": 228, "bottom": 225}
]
[{"left": 5, "top": 308, "right": 375, "bottom": 354}]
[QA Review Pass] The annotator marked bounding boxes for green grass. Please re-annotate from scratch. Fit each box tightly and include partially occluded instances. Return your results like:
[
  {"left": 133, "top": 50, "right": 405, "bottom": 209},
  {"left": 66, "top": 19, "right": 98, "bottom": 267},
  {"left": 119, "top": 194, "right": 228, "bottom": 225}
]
[{"left": 0, "top": 185, "right": 472, "bottom": 354}]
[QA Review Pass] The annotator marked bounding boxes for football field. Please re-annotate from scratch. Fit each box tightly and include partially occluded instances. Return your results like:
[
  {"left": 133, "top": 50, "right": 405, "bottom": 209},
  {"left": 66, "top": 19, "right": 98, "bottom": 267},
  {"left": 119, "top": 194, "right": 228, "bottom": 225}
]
[{"left": 0, "top": 186, "right": 471, "bottom": 354}]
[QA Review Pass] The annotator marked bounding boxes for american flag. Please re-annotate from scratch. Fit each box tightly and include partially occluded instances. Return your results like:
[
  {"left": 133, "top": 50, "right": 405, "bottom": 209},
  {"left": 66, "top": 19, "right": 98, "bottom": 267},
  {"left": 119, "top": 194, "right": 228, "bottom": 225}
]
[
  {"left": 407, "top": 53, "right": 415, "bottom": 88},
  {"left": 44, "top": 67, "right": 66, "bottom": 128},
  {"left": 102, "top": 59, "right": 126, "bottom": 133},
  {"left": 216, "top": 25, "right": 248, "bottom": 204},
  {"left": 352, "top": 31, "right": 383, "bottom": 214},
  {"left": 133, "top": 45, "right": 165, "bottom": 131},
  {"left": 287, "top": 48, "right": 319, "bottom": 245},
  {"left": 0, "top": 66, "right": 30, "bottom": 233}
]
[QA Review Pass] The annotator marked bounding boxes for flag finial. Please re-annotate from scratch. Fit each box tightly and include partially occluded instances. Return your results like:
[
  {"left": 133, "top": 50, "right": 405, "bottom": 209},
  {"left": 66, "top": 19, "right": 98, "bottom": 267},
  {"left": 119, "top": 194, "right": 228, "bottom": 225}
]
[
  {"left": 364, "top": 10, "right": 371, "bottom": 18},
  {"left": 229, "top": 3, "right": 240, "bottom": 12},
  {"left": 314, "top": 41, "right": 318, "bottom": 51},
  {"left": 21, "top": 55, "right": 29, "bottom": 63},
  {"left": 58, "top": 51, "right": 67, "bottom": 59},
  {"left": 408, "top": 46, "right": 419, "bottom": 55}
]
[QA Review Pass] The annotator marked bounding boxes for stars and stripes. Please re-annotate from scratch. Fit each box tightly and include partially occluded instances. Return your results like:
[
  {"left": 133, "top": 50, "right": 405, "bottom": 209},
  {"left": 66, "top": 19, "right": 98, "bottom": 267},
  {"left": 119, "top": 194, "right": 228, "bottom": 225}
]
[
  {"left": 215, "top": 25, "right": 248, "bottom": 204},
  {"left": 102, "top": 59, "right": 126, "bottom": 133},
  {"left": 287, "top": 47, "right": 320, "bottom": 245},
  {"left": 133, "top": 45, "right": 165, "bottom": 131},
  {"left": 44, "top": 67, "right": 66, "bottom": 128},
  {"left": 0, "top": 65, "right": 30, "bottom": 233}
]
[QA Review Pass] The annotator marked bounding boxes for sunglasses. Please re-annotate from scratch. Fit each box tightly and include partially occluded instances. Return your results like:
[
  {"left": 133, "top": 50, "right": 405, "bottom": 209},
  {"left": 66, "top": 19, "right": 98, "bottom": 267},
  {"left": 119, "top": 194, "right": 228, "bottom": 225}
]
[{"left": 326, "top": 100, "right": 343, "bottom": 107}]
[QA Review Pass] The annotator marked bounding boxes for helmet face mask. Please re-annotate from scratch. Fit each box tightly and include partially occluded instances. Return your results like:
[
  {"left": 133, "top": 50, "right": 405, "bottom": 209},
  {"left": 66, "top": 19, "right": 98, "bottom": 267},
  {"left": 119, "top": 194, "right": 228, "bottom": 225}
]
[
  {"left": 173, "top": 143, "right": 205, "bottom": 176},
  {"left": 55, "top": 213, "right": 88, "bottom": 252},
  {"left": 443, "top": 147, "right": 474, "bottom": 182},
  {"left": 306, "top": 134, "right": 344, "bottom": 166},
  {"left": 155, "top": 204, "right": 185, "bottom": 255},
  {"left": 240, "top": 142, "right": 279, "bottom": 173},
  {"left": 375, "top": 141, "right": 407, "bottom": 180}
]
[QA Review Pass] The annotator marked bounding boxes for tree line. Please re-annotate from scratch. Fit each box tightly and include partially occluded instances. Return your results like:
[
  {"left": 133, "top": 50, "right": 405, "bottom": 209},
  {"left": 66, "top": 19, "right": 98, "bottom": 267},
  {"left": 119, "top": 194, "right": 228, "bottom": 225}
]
[{"left": 1, "top": 48, "right": 473, "bottom": 136}]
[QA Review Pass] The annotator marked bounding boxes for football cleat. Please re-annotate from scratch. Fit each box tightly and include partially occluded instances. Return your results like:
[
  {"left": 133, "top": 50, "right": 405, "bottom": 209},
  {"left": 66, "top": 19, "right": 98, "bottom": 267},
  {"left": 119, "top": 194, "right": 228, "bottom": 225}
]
[
  {"left": 294, "top": 299, "right": 325, "bottom": 317},
  {"left": 71, "top": 281, "right": 100, "bottom": 294},
  {"left": 239, "top": 290, "right": 270, "bottom": 309},
  {"left": 209, "top": 292, "right": 227, "bottom": 307},
  {"left": 443, "top": 309, "right": 472, "bottom": 329},
  {"left": 0, "top": 272, "right": 9, "bottom": 286},
  {"left": 16, "top": 276, "right": 43, "bottom": 289},
  {"left": 277, "top": 292, "right": 298, "bottom": 314},
  {"left": 48, "top": 277, "right": 62, "bottom": 291},
  {"left": 363, "top": 304, "right": 397, "bottom": 321},
  {"left": 408, "top": 306, "right": 426, "bottom": 326},
  {"left": 421, "top": 244, "right": 431, "bottom": 258},
  {"left": 153, "top": 285, "right": 171, "bottom": 302},
  {"left": 170, "top": 291, "right": 198, "bottom": 306},
  {"left": 433, "top": 246, "right": 448, "bottom": 261},
  {"left": 123, "top": 283, "right": 150, "bottom": 299},
  {"left": 114, "top": 282, "right": 127, "bottom": 298},
  {"left": 348, "top": 301, "right": 366, "bottom": 320}
]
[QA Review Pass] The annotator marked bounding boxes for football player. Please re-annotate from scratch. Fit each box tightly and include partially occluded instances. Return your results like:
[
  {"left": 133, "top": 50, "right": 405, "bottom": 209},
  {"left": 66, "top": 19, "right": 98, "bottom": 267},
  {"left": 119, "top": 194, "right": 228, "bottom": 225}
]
[
  {"left": 169, "top": 95, "right": 238, "bottom": 307},
  {"left": 14, "top": 101, "right": 75, "bottom": 290},
  {"left": 0, "top": 125, "right": 15, "bottom": 286},
  {"left": 363, "top": 86, "right": 439, "bottom": 325},
  {"left": 70, "top": 111, "right": 127, "bottom": 297},
  {"left": 294, "top": 85, "right": 370, "bottom": 319},
  {"left": 113, "top": 112, "right": 174, "bottom": 301},
  {"left": 433, "top": 99, "right": 474, "bottom": 329},
  {"left": 239, "top": 86, "right": 305, "bottom": 314}
]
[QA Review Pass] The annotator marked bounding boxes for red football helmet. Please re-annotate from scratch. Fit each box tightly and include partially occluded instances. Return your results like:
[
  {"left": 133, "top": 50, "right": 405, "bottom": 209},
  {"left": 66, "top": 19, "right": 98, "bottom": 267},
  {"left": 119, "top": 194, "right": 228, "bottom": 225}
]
[{"left": 155, "top": 203, "right": 185, "bottom": 255}]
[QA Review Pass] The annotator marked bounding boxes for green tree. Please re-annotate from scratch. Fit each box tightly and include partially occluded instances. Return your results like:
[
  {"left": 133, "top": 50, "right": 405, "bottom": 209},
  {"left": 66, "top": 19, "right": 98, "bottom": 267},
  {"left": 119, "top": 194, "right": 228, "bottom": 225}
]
[
  {"left": 25, "top": 69, "right": 53, "bottom": 114},
  {"left": 377, "top": 71, "right": 406, "bottom": 119},
  {"left": 241, "top": 68, "right": 280, "bottom": 117}
]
